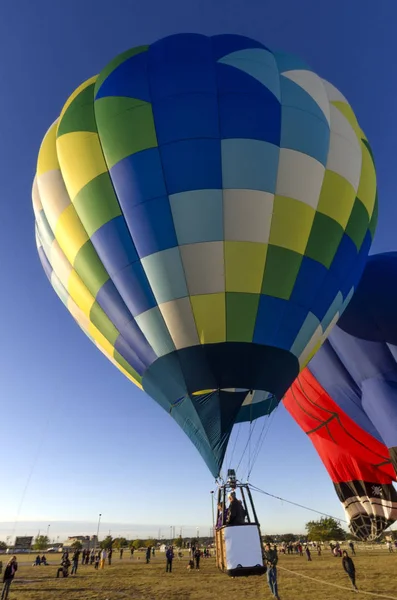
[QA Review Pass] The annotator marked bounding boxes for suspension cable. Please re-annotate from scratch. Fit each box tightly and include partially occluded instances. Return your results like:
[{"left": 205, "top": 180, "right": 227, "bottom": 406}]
[
  {"left": 247, "top": 402, "right": 280, "bottom": 481},
  {"left": 227, "top": 423, "right": 241, "bottom": 471},
  {"left": 236, "top": 420, "right": 257, "bottom": 476},
  {"left": 10, "top": 419, "right": 49, "bottom": 540},
  {"left": 249, "top": 482, "right": 347, "bottom": 523}
]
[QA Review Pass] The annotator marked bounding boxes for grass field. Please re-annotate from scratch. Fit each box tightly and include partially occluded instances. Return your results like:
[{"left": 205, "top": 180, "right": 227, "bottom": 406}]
[{"left": 4, "top": 547, "right": 397, "bottom": 600}]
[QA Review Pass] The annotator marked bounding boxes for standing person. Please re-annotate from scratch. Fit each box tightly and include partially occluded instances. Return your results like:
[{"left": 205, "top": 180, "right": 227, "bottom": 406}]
[
  {"left": 194, "top": 547, "right": 201, "bottom": 570},
  {"left": 264, "top": 543, "right": 280, "bottom": 600},
  {"left": 146, "top": 547, "right": 151, "bottom": 564},
  {"left": 90, "top": 550, "right": 95, "bottom": 565},
  {"left": 348, "top": 541, "right": 356, "bottom": 556},
  {"left": 166, "top": 546, "right": 174, "bottom": 573},
  {"left": 71, "top": 550, "right": 80, "bottom": 575},
  {"left": 226, "top": 492, "right": 246, "bottom": 525},
  {"left": 305, "top": 546, "right": 312, "bottom": 562},
  {"left": 1, "top": 556, "right": 17, "bottom": 600},
  {"left": 342, "top": 550, "right": 358, "bottom": 590},
  {"left": 152, "top": 547, "right": 155, "bottom": 557},
  {"left": 108, "top": 548, "right": 113, "bottom": 566},
  {"left": 317, "top": 544, "right": 322, "bottom": 556},
  {"left": 120, "top": 548, "right": 123, "bottom": 559},
  {"left": 387, "top": 541, "right": 394, "bottom": 553},
  {"left": 216, "top": 503, "right": 228, "bottom": 529},
  {"left": 81, "top": 549, "right": 86, "bottom": 565},
  {"left": 94, "top": 553, "right": 100, "bottom": 570},
  {"left": 100, "top": 548, "right": 107, "bottom": 569},
  {"left": 130, "top": 547, "right": 135, "bottom": 559}
]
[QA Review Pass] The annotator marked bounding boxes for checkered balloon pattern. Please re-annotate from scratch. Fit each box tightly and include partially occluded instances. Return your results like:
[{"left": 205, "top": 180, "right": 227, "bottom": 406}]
[{"left": 33, "top": 34, "right": 377, "bottom": 475}]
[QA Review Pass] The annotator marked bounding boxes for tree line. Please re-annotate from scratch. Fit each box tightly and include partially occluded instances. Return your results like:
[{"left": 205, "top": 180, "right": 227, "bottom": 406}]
[{"left": 2, "top": 518, "right": 382, "bottom": 552}]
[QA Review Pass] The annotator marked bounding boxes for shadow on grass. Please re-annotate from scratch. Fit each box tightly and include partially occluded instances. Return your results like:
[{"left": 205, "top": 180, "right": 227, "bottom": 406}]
[{"left": 15, "top": 586, "right": 96, "bottom": 593}]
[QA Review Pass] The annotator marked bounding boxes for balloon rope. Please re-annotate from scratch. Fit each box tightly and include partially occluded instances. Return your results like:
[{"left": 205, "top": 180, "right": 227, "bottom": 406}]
[
  {"left": 247, "top": 402, "right": 279, "bottom": 481},
  {"left": 249, "top": 482, "right": 347, "bottom": 522},
  {"left": 236, "top": 421, "right": 257, "bottom": 476},
  {"left": 278, "top": 565, "right": 397, "bottom": 599},
  {"left": 227, "top": 423, "right": 241, "bottom": 471}
]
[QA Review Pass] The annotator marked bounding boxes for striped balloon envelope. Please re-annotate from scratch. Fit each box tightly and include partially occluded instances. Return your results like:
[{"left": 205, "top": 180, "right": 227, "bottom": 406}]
[
  {"left": 33, "top": 33, "right": 377, "bottom": 476},
  {"left": 284, "top": 253, "right": 397, "bottom": 539}
]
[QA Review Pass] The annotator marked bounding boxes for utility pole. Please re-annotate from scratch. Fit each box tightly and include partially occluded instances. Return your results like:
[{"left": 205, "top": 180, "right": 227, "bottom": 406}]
[{"left": 94, "top": 513, "right": 102, "bottom": 554}]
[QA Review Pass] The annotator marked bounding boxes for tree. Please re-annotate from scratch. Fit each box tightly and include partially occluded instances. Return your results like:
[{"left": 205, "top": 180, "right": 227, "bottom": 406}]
[
  {"left": 113, "top": 537, "right": 127, "bottom": 549},
  {"left": 262, "top": 535, "right": 274, "bottom": 545},
  {"left": 174, "top": 536, "right": 183, "bottom": 549},
  {"left": 100, "top": 535, "right": 113, "bottom": 549},
  {"left": 33, "top": 535, "right": 50, "bottom": 551},
  {"left": 0, "top": 542, "right": 7, "bottom": 551},
  {"left": 132, "top": 539, "right": 142, "bottom": 550},
  {"left": 71, "top": 541, "right": 83, "bottom": 550},
  {"left": 279, "top": 534, "right": 298, "bottom": 543},
  {"left": 306, "top": 517, "right": 347, "bottom": 542}
]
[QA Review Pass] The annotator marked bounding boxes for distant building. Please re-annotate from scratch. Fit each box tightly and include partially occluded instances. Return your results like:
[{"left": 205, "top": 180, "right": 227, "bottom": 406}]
[
  {"left": 14, "top": 537, "right": 33, "bottom": 551},
  {"left": 64, "top": 535, "right": 98, "bottom": 550}
]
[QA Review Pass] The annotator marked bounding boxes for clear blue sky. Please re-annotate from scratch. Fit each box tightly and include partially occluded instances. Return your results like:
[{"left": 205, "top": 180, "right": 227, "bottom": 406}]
[{"left": 0, "top": 0, "right": 395, "bottom": 541}]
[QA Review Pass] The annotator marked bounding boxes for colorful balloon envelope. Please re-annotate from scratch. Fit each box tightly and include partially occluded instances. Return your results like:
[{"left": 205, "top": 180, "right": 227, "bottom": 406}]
[
  {"left": 285, "top": 253, "right": 397, "bottom": 539},
  {"left": 33, "top": 34, "right": 377, "bottom": 476},
  {"left": 284, "top": 368, "right": 397, "bottom": 540}
]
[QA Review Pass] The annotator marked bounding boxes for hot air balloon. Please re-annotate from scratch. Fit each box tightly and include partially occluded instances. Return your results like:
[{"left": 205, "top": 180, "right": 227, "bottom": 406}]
[
  {"left": 285, "top": 252, "right": 397, "bottom": 540},
  {"left": 284, "top": 368, "right": 397, "bottom": 540},
  {"left": 33, "top": 33, "right": 377, "bottom": 572}
]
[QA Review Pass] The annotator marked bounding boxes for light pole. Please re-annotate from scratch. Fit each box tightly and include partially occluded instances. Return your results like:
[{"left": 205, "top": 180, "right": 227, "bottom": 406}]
[
  {"left": 94, "top": 513, "right": 102, "bottom": 554},
  {"left": 46, "top": 525, "right": 50, "bottom": 543},
  {"left": 196, "top": 527, "right": 199, "bottom": 542},
  {"left": 170, "top": 526, "right": 172, "bottom": 543},
  {"left": 211, "top": 491, "right": 215, "bottom": 539}
]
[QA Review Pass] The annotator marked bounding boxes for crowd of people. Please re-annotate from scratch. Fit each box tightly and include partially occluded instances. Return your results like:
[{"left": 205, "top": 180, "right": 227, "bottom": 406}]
[
  {"left": 2, "top": 535, "right": 396, "bottom": 599},
  {"left": 55, "top": 546, "right": 117, "bottom": 577}
]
